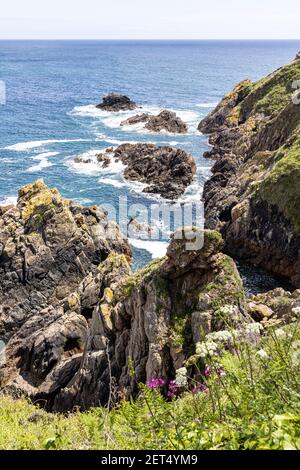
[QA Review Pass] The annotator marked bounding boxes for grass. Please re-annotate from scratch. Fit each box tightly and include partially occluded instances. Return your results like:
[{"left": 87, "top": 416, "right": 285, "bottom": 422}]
[
  {"left": 0, "top": 321, "right": 299, "bottom": 450},
  {"left": 257, "top": 132, "right": 300, "bottom": 233}
]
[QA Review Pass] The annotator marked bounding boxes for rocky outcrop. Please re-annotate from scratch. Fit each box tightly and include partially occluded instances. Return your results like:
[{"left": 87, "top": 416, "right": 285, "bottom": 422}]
[
  {"left": 0, "top": 180, "right": 131, "bottom": 341},
  {"left": 74, "top": 143, "right": 196, "bottom": 200},
  {"left": 121, "top": 110, "right": 188, "bottom": 134},
  {"left": 74, "top": 148, "right": 114, "bottom": 169},
  {"left": 0, "top": 228, "right": 252, "bottom": 410},
  {"left": 115, "top": 143, "right": 196, "bottom": 199},
  {"left": 247, "top": 288, "right": 300, "bottom": 324},
  {"left": 198, "top": 55, "right": 300, "bottom": 287},
  {"left": 120, "top": 113, "right": 150, "bottom": 127},
  {"left": 96, "top": 93, "right": 137, "bottom": 112}
]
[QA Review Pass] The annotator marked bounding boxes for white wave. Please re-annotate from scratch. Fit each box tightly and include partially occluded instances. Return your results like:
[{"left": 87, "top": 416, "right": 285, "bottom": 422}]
[
  {"left": 196, "top": 102, "right": 218, "bottom": 108},
  {"left": 129, "top": 238, "right": 169, "bottom": 259},
  {"left": 4, "top": 139, "right": 89, "bottom": 152},
  {"left": 66, "top": 149, "right": 125, "bottom": 176},
  {"left": 71, "top": 104, "right": 201, "bottom": 134},
  {"left": 26, "top": 151, "right": 59, "bottom": 173},
  {"left": 72, "top": 197, "right": 93, "bottom": 205},
  {"left": 0, "top": 196, "right": 17, "bottom": 206}
]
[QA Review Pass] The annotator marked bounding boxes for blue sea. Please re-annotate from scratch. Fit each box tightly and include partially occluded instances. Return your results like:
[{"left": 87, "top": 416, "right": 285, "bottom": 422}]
[{"left": 0, "top": 40, "right": 299, "bottom": 275}]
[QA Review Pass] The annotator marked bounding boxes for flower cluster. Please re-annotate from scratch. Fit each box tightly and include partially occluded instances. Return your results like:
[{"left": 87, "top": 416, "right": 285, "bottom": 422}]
[
  {"left": 175, "top": 367, "right": 188, "bottom": 387},
  {"left": 196, "top": 340, "right": 219, "bottom": 358},
  {"left": 147, "top": 377, "right": 166, "bottom": 389},
  {"left": 146, "top": 376, "right": 179, "bottom": 399},
  {"left": 203, "top": 364, "right": 224, "bottom": 378},
  {"left": 192, "top": 383, "right": 208, "bottom": 394},
  {"left": 256, "top": 349, "right": 269, "bottom": 360},
  {"left": 291, "top": 340, "right": 300, "bottom": 366},
  {"left": 167, "top": 380, "right": 178, "bottom": 399}
]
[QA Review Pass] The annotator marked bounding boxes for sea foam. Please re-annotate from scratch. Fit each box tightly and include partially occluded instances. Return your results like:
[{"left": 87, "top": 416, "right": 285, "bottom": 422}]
[
  {"left": 26, "top": 151, "right": 59, "bottom": 172},
  {"left": 4, "top": 139, "right": 90, "bottom": 152}
]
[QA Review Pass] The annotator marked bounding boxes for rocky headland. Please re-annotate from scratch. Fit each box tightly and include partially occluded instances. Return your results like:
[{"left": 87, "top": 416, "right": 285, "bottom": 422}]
[
  {"left": 96, "top": 93, "right": 138, "bottom": 112},
  {"left": 1, "top": 182, "right": 299, "bottom": 411},
  {"left": 74, "top": 143, "right": 196, "bottom": 199},
  {"left": 1, "top": 57, "right": 300, "bottom": 416},
  {"left": 198, "top": 54, "right": 300, "bottom": 287},
  {"left": 121, "top": 110, "right": 188, "bottom": 134}
]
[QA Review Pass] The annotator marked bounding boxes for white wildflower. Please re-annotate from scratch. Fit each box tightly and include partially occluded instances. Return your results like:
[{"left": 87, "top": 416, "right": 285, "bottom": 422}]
[
  {"left": 246, "top": 323, "right": 263, "bottom": 335},
  {"left": 218, "top": 305, "right": 235, "bottom": 316},
  {"left": 291, "top": 342, "right": 300, "bottom": 366},
  {"left": 274, "top": 328, "right": 286, "bottom": 339},
  {"left": 207, "top": 330, "right": 233, "bottom": 344},
  {"left": 175, "top": 367, "right": 188, "bottom": 387},
  {"left": 256, "top": 349, "right": 269, "bottom": 360},
  {"left": 196, "top": 340, "right": 219, "bottom": 358},
  {"left": 291, "top": 306, "right": 300, "bottom": 315}
]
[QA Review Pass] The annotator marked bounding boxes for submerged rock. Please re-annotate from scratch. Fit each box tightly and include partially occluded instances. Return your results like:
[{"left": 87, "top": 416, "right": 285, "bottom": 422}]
[
  {"left": 121, "top": 110, "right": 188, "bottom": 134},
  {"left": 0, "top": 180, "right": 131, "bottom": 341},
  {"left": 198, "top": 55, "right": 300, "bottom": 287},
  {"left": 96, "top": 93, "right": 137, "bottom": 112}
]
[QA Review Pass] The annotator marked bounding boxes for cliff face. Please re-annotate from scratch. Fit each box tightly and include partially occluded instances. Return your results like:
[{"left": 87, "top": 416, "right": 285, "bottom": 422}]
[
  {"left": 1, "top": 181, "right": 299, "bottom": 411},
  {"left": 199, "top": 55, "right": 300, "bottom": 286},
  {"left": 0, "top": 180, "right": 131, "bottom": 341},
  {"left": 0, "top": 185, "right": 251, "bottom": 410}
]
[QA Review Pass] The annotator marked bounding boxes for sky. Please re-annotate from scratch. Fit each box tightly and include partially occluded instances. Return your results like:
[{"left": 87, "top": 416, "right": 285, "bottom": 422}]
[{"left": 0, "top": 0, "right": 299, "bottom": 40}]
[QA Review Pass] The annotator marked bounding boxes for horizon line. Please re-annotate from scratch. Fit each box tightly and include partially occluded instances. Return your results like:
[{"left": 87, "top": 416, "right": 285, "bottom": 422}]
[{"left": 0, "top": 38, "right": 300, "bottom": 41}]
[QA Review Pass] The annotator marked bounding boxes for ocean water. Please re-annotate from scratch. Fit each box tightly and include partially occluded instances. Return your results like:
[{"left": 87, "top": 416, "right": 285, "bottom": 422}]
[{"left": 0, "top": 39, "right": 299, "bottom": 280}]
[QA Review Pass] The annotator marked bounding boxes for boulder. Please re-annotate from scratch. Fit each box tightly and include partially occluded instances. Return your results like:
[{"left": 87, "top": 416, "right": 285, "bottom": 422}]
[{"left": 96, "top": 93, "right": 137, "bottom": 112}]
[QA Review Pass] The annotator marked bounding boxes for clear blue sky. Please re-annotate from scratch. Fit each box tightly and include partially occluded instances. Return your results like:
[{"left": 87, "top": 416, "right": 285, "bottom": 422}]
[{"left": 0, "top": 0, "right": 299, "bottom": 40}]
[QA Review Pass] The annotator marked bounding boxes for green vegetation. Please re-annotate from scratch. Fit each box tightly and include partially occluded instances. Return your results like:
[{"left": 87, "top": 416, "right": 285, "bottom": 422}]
[
  {"left": 257, "top": 133, "right": 300, "bottom": 233},
  {"left": 0, "top": 321, "right": 299, "bottom": 450},
  {"left": 240, "top": 59, "right": 300, "bottom": 118}
]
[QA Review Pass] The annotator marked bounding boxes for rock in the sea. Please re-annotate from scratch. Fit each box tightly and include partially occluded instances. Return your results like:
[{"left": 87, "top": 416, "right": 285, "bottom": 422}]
[
  {"left": 73, "top": 143, "right": 196, "bottom": 200},
  {"left": 115, "top": 143, "right": 196, "bottom": 199},
  {"left": 0, "top": 180, "right": 131, "bottom": 340},
  {"left": 120, "top": 113, "right": 150, "bottom": 127},
  {"left": 96, "top": 93, "right": 137, "bottom": 112},
  {"left": 0, "top": 228, "right": 251, "bottom": 410},
  {"left": 198, "top": 55, "right": 300, "bottom": 287},
  {"left": 121, "top": 110, "right": 188, "bottom": 134}
]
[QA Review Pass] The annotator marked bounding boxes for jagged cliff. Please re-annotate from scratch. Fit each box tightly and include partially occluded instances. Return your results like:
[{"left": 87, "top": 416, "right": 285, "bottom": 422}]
[
  {"left": 0, "top": 180, "right": 131, "bottom": 341},
  {"left": 199, "top": 54, "right": 300, "bottom": 286},
  {"left": 0, "top": 184, "right": 252, "bottom": 409}
]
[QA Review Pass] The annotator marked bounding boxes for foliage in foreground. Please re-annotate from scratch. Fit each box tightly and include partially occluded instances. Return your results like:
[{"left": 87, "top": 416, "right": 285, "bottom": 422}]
[{"left": 0, "top": 322, "right": 299, "bottom": 450}]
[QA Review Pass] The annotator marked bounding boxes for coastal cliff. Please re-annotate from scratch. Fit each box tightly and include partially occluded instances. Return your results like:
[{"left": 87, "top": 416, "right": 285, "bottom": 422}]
[
  {"left": 199, "top": 54, "right": 300, "bottom": 286},
  {"left": 1, "top": 181, "right": 299, "bottom": 412}
]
